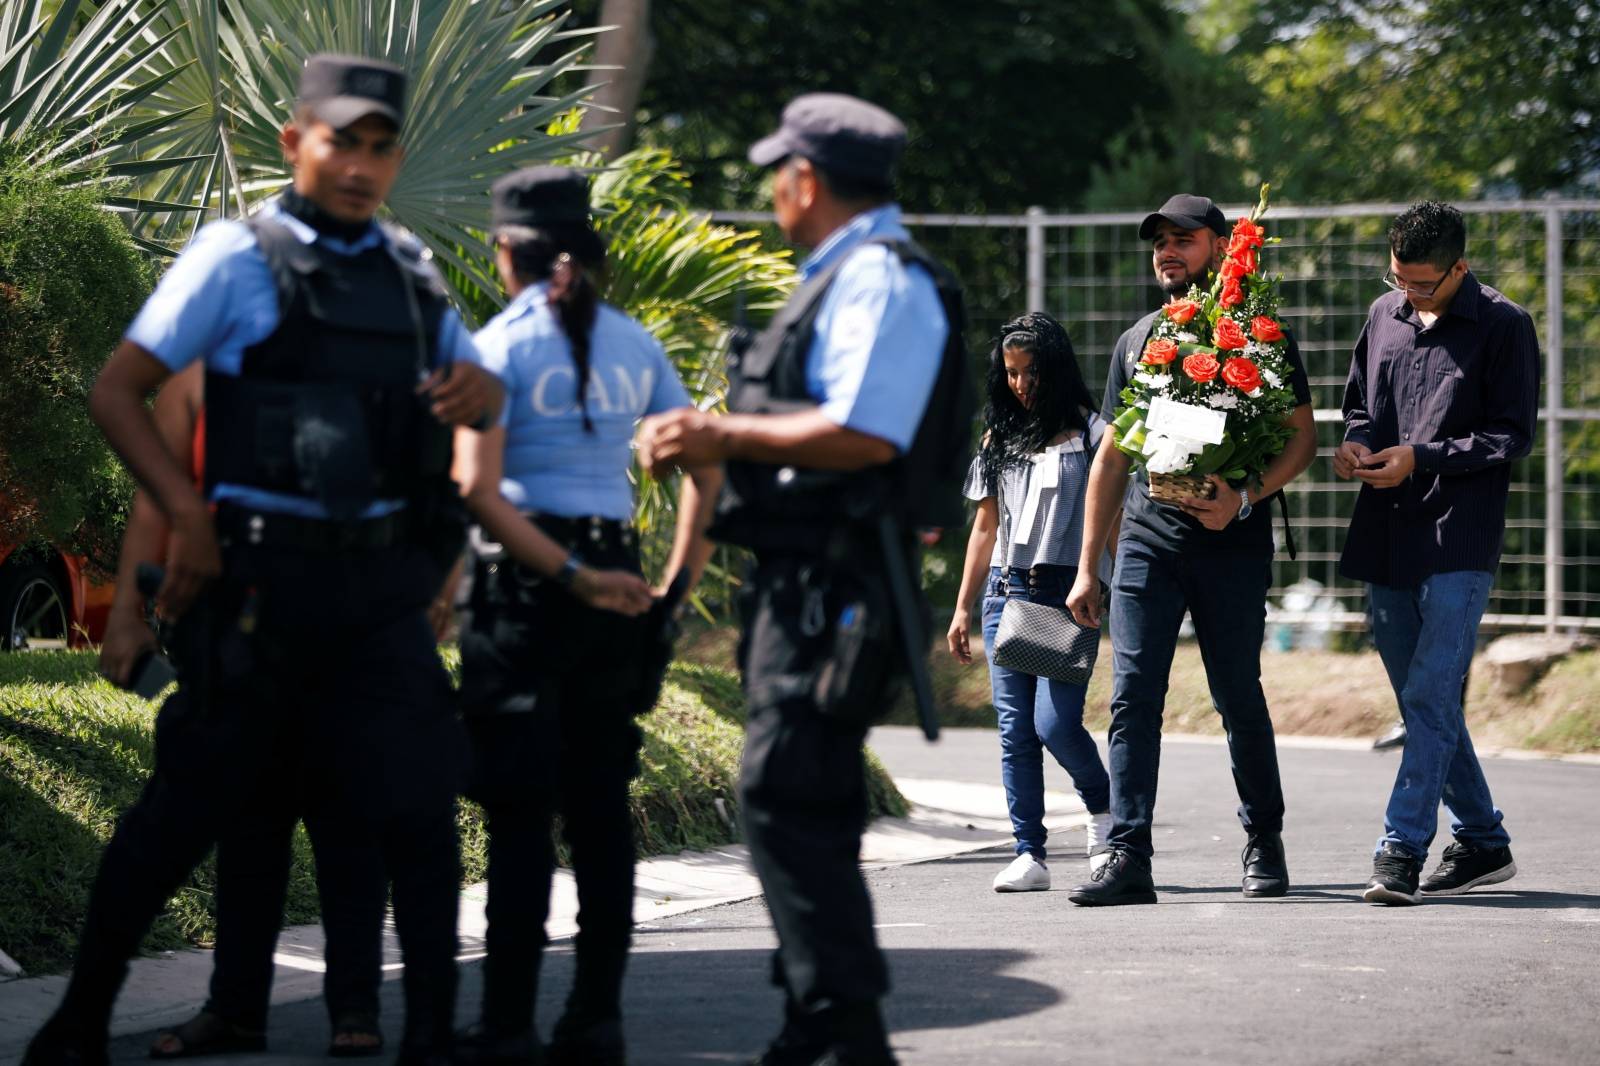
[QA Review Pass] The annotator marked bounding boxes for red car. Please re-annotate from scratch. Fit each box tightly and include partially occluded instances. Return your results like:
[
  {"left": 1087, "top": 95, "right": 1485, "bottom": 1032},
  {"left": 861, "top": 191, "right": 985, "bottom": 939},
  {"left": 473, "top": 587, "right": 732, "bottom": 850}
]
[{"left": 0, "top": 540, "right": 113, "bottom": 651}]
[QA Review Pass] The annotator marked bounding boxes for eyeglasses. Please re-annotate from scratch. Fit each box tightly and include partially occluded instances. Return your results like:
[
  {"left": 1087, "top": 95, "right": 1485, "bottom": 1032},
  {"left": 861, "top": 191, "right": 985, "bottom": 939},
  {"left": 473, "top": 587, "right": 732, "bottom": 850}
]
[{"left": 1381, "top": 268, "right": 1452, "bottom": 297}]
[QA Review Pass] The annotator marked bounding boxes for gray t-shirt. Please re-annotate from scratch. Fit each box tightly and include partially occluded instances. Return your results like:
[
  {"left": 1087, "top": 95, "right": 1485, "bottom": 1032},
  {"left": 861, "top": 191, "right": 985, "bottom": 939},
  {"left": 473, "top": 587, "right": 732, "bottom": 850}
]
[{"left": 963, "top": 413, "right": 1114, "bottom": 582}]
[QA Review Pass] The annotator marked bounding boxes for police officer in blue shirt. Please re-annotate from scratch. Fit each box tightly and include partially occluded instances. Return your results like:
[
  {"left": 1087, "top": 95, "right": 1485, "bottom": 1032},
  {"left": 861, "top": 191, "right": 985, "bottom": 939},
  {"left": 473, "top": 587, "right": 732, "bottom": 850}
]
[
  {"left": 450, "top": 167, "right": 721, "bottom": 1066},
  {"left": 25, "top": 54, "right": 500, "bottom": 1066},
  {"left": 639, "top": 94, "right": 972, "bottom": 1066}
]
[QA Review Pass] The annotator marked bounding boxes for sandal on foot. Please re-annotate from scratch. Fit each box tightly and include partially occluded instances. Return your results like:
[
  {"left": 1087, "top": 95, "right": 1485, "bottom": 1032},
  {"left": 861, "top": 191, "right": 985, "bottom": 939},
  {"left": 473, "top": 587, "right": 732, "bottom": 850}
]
[
  {"left": 148, "top": 1011, "right": 266, "bottom": 1060},
  {"left": 328, "top": 1013, "right": 385, "bottom": 1059}
]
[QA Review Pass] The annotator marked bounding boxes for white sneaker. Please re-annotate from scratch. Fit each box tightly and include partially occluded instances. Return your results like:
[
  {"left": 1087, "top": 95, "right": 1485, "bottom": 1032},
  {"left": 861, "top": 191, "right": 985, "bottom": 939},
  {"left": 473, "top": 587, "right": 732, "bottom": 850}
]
[
  {"left": 993, "top": 853, "right": 1051, "bottom": 892},
  {"left": 1087, "top": 811, "right": 1115, "bottom": 875}
]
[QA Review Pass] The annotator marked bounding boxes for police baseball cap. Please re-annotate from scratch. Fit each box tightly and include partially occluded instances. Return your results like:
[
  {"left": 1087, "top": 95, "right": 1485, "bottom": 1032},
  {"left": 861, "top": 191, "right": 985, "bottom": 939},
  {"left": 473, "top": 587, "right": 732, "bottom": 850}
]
[
  {"left": 1139, "top": 193, "right": 1229, "bottom": 240},
  {"left": 747, "top": 93, "right": 907, "bottom": 187},
  {"left": 490, "top": 166, "right": 592, "bottom": 229},
  {"left": 296, "top": 54, "right": 406, "bottom": 130}
]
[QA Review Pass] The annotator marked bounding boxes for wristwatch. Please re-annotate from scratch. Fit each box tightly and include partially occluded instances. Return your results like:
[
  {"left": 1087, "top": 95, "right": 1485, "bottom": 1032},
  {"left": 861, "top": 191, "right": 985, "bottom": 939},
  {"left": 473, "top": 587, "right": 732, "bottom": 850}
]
[
  {"left": 554, "top": 553, "right": 583, "bottom": 587},
  {"left": 1236, "top": 488, "right": 1253, "bottom": 521}
]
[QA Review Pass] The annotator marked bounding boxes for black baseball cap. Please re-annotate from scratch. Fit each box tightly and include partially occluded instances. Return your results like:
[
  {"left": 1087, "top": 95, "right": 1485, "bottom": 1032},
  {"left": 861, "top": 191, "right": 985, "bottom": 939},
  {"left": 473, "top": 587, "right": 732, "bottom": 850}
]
[
  {"left": 490, "top": 166, "right": 592, "bottom": 229},
  {"left": 1139, "top": 193, "right": 1229, "bottom": 240},
  {"left": 296, "top": 54, "right": 406, "bottom": 130},
  {"left": 748, "top": 93, "right": 907, "bottom": 187}
]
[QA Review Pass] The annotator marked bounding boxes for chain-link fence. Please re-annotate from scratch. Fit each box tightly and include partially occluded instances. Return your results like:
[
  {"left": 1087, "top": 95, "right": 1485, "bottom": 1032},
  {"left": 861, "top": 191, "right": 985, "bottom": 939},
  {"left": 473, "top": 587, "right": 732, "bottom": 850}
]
[{"left": 713, "top": 201, "right": 1600, "bottom": 633}]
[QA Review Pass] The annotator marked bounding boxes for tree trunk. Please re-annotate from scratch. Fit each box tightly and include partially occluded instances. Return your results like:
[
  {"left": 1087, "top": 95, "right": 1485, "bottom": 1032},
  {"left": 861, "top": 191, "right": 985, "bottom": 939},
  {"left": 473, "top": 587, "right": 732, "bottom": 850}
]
[{"left": 581, "top": 0, "right": 653, "bottom": 158}]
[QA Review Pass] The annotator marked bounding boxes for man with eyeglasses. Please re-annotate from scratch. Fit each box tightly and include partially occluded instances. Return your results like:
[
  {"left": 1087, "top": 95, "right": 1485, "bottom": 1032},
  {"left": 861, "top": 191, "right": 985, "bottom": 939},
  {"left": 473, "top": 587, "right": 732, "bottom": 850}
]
[{"left": 1334, "top": 201, "right": 1539, "bottom": 906}]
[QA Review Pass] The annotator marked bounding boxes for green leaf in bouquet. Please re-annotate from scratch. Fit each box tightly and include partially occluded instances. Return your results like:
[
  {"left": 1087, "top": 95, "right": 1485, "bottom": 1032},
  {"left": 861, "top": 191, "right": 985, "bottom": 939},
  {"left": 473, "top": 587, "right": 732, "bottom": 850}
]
[
  {"left": 1222, "top": 468, "right": 1246, "bottom": 480},
  {"left": 1176, "top": 342, "right": 1218, "bottom": 358},
  {"left": 1189, "top": 437, "right": 1236, "bottom": 476}
]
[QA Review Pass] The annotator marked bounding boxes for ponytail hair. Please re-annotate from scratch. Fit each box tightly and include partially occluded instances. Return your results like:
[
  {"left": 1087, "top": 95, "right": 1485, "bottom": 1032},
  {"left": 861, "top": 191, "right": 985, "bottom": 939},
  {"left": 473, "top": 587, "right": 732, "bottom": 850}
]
[{"left": 496, "top": 221, "right": 607, "bottom": 432}]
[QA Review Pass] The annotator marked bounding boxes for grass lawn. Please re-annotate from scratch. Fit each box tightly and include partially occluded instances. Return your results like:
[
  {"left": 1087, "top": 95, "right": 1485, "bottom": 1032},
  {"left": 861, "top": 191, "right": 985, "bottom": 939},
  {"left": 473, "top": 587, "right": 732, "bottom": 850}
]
[{"left": 0, "top": 651, "right": 905, "bottom": 976}]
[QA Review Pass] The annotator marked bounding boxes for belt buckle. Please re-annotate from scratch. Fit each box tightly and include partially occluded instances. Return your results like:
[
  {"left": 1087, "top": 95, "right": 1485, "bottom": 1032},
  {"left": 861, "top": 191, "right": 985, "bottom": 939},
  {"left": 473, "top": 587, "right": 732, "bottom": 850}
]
[{"left": 333, "top": 521, "right": 361, "bottom": 551}]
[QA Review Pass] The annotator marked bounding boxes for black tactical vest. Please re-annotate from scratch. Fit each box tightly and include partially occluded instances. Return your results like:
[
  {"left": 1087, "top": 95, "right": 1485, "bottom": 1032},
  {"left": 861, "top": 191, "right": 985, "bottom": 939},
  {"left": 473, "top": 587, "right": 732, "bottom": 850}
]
[
  {"left": 204, "top": 218, "right": 453, "bottom": 522},
  {"left": 711, "top": 236, "right": 975, "bottom": 555}
]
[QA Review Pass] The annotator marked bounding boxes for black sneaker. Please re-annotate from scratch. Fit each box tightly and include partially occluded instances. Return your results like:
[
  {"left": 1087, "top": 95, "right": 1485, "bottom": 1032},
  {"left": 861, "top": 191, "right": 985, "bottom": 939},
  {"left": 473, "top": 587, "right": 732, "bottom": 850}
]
[
  {"left": 1067, "top": 849, "right": 1157, "bottom": 906},
  {"left": 1362, "top": 843, "right": 1423, "bottom": 905},
  {"left": 1421, "top": 842, "right": 1516, "bottom": 896},
  {"left": 1241, "top": 831, "right": 1289, "bottom": 898}
]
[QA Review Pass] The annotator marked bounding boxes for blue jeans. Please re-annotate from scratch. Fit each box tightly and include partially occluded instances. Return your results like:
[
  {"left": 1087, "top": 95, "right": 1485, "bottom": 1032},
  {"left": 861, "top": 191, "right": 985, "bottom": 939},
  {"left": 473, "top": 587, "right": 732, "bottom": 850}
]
[
  {"left": 1369, "top": 572, "right": 1510, "bottom": 861},
  {"left": 982, "top": 565, "right": 1111, "bottom": 860},
  {"left": 1105, "top": 537, "right": 1284, "bottom": 859}
]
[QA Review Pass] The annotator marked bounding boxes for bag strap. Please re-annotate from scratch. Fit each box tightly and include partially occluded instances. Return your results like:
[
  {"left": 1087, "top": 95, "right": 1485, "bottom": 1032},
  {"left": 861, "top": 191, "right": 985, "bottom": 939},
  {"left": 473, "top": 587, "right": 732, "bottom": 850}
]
[{"left": 1277, "top": 491, "right": 1297, "bottom": 560}]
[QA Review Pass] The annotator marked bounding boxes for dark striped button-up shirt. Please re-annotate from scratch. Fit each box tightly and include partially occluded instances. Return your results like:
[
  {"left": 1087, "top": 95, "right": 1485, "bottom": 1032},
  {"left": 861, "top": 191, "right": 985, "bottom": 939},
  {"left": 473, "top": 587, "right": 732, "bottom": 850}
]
[{"left": 1339, "top": 272, "right": 1540, "bottom": 586}]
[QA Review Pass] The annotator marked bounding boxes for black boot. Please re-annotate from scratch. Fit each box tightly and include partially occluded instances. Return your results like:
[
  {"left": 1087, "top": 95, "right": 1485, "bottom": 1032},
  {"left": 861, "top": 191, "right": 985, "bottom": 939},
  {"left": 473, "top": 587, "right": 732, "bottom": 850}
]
[
  {"left": 1067, "top": 849, "right": 1157, "bottom": 906},
  {"left": 1241, "top": 831, "right": 1289, "bottom": 898}
]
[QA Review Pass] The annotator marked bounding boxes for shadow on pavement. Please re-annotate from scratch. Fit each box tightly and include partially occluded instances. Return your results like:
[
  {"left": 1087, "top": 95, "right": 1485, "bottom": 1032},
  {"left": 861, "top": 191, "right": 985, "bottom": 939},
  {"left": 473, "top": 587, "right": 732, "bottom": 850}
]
[
  {"left": 1419, "top": 890, "right": 1600, "bottom": 909},
  {"left": 614, "top": 946, "right": 1061, "bottom": 1062}
]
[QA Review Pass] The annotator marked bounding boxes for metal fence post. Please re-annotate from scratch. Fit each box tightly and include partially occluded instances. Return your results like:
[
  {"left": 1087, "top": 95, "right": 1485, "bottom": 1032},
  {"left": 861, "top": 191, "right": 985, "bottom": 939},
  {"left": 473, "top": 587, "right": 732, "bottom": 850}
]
[
  {"left": 1544, "top": 206, "right": 1565, "bottom": 633},
  {"left": 1025, "top": 205, "right": 1045, "bottom": 313}
]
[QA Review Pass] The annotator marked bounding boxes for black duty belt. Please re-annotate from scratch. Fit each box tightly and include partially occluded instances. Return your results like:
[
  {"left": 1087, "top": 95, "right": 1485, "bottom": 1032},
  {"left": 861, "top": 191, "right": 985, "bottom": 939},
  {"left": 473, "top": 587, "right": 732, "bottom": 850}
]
[
  {"left": 527, "top": 513, "right": 636, "bottom": 553},
  {"left": 215, "top": 503, "right": 411, "bottom": 552}
]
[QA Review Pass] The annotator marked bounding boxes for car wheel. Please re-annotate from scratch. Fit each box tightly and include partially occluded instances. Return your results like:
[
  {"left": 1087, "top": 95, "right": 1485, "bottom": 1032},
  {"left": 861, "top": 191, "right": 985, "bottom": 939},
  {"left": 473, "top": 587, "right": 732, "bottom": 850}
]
[{"left": 0, "top": 562, "right": 71, "bottom": 652}]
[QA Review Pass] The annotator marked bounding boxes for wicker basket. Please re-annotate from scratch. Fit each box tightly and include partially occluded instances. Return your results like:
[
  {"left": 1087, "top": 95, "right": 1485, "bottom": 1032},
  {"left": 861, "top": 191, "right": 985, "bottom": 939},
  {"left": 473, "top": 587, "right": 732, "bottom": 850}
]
[{"left": 1148, "top": 471, "right": 1215, "bottom": 503}]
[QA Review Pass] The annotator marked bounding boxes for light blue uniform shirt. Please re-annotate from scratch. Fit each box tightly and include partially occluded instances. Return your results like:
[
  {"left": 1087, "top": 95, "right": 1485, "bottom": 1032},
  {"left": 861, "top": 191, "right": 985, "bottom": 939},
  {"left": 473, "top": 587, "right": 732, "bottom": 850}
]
[
  {"left": 124, "top": 198, "right": 490, "bottom": 518},
  {"left": 472, "top": 283, "right": 691, "bottom": 521},
  {"left": 799, "top": 204, "right": 948, "bottom": 452}
]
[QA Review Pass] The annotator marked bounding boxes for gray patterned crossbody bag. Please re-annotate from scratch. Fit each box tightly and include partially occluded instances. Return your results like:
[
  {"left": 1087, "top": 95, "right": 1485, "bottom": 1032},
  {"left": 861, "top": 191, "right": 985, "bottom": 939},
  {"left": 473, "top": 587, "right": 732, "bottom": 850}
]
[{"left": 988, "top": 428, "right": 1103, "bottom": 685}]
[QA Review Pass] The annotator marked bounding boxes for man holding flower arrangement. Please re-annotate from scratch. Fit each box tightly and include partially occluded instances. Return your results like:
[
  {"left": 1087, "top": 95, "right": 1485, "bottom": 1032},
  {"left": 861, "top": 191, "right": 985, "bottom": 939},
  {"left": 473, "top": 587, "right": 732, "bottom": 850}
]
[{"left": 1065, "top": 191, "right": 1316, "bottom": 906}]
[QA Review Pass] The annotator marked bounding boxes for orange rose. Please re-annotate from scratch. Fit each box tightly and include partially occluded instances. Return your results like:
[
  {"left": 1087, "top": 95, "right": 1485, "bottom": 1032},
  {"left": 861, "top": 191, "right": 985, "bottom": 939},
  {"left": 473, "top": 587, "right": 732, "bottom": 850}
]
[
  {"left": 1213, "top": 316, "right": 1248, "bottom": 350},
  {"left": 1182, "top": 352, "right": 1220, "bottom": 383},
  {"left": 1250, "top": 315, "right": 1284, "bottom": 342},
  {"left": 1164, "top": 299, "right": 1201, "bottom": 325},
  {"left": 1221, "top": 357, "right": 1262, "bottom": 392},
  {"left": 1219, "top": 276, "right": 1245, "bottom": 308},
  {"left": 1141, "top": 338, "right": 1179, "bottom": 365}
]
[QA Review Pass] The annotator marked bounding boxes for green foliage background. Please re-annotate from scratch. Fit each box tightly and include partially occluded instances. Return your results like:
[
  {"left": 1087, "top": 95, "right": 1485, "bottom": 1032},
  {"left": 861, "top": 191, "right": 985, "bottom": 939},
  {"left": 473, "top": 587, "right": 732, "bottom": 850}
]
[{"left": 0, "top": 144, "right": 152, "bottom": 568}]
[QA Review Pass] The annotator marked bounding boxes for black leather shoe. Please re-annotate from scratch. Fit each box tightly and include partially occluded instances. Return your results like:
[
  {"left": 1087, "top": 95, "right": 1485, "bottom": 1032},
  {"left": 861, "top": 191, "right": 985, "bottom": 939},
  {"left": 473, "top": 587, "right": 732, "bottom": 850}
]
[
  {"left": 22, "top": 1031, "right": 108, "bottom": 1066},
  {"left": 1241, "top": 831, "right": 1289, "bottom": 897},
  {"left": 1067, "top": 849, "right": 1157, "bottom": 906},
  {"left": 548, "top": 1016, "right": 624, "bottom": 1066},
  {"left": 455, "top": 1022, "right": 544, "bottom": 1066}
]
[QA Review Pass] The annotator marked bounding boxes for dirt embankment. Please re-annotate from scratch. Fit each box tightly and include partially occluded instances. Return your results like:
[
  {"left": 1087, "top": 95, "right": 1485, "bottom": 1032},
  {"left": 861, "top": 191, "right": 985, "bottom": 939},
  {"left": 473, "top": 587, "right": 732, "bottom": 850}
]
[{"left": 680, "top": 623, "right": 1600, "bottom": 755}]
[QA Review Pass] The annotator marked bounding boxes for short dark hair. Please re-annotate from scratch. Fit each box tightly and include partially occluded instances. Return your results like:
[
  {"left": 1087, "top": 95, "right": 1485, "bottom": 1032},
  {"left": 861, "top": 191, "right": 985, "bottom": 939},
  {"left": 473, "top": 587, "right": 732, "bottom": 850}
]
[
  {"left": 803, "top": 157, "right": 893, "bottom": 205},
  {"left": 1389, "top": 201, "right": 1466, "bottom": 269}
]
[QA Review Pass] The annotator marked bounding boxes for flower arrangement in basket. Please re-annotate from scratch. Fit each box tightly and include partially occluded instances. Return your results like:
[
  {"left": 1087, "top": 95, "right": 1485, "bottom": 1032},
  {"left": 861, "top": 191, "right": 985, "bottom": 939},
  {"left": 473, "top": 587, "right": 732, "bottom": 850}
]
[{"left": 1111, "top": 184, "right": 1299, "bottom": 503}]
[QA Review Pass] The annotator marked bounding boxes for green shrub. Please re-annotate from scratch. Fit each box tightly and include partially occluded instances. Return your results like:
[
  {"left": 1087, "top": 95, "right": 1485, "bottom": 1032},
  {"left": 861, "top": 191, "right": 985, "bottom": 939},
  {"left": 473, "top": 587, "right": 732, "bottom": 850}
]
[{"left": 0, "top": 148, "right": 151, "bottom": 568}]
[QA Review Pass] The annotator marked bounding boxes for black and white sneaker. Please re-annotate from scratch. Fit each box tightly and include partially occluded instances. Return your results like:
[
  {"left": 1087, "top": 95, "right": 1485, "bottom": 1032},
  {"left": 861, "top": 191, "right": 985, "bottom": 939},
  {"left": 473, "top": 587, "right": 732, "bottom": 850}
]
[
  {"left": 1421, "top": 842, "right": 1517, "bottom": 896},
  {"left": 1362, "top": 843, "right": 1423, "bottom": 905}
]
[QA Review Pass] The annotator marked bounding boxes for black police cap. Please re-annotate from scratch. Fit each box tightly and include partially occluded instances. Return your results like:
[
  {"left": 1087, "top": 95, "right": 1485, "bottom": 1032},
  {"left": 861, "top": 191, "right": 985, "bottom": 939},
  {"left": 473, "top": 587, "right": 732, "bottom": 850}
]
[
  {"left": 296, "top": 53, "right": 406, "bottom": 130},
  {"left": 1139, "top": 193, "right": 1229, "bottom": 240},
  {"left": 490, "top": 166, "right": 592, "bottom": 229},
  {"left": 748, "top": 93, "right": 907, "bottom": 188}
]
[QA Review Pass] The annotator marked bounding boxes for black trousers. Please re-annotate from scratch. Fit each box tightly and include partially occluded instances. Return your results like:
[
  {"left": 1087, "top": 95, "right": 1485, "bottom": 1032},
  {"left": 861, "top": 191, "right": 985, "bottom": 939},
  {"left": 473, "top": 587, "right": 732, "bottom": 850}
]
[
  {"left": 51, "top": 542, "right": 463, "bottom": 1052},
  {"left": 735, "top": 556, "right": 893, "bottom": 1037},
  {"left": 459, "top": 543, "right": 649, "bottom": 1038}
]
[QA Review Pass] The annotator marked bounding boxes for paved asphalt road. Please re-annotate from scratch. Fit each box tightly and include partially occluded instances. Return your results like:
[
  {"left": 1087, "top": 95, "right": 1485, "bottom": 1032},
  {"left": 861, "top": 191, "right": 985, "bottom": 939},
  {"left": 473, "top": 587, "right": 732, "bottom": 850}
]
[{"left": 106, "top": 727, "right": 1600, "bottom": 1066}]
